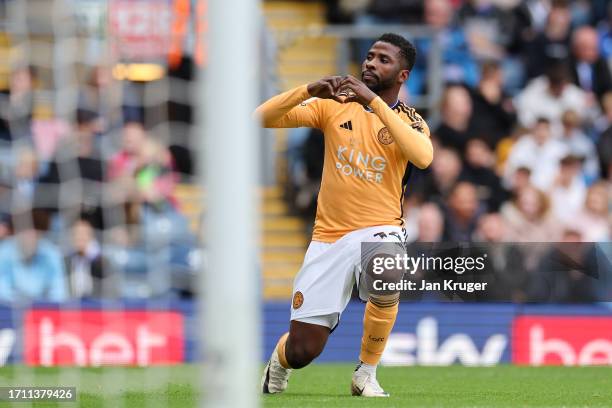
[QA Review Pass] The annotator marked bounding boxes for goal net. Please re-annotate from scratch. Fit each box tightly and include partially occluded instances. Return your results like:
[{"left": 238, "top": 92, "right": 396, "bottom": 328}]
[{"left": 0, "top": 0, "right": 262, "bottom": 406}]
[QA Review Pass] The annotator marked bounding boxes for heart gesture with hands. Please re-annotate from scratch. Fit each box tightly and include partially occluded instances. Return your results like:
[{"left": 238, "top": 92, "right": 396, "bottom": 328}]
[
  {"left": 306, "top": 76, "right": 345, "bottom": 103},
  {"left": 307, "top": 75, "right": 377, "bottom": 106},
  {"left": 336, "top": 75, "right": 378, "bottom": 106}
]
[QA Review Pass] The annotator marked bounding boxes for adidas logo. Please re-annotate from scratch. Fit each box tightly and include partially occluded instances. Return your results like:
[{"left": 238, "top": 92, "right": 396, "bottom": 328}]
[{"left": 340, "top": 120, "right": 353, "bottom": 131}]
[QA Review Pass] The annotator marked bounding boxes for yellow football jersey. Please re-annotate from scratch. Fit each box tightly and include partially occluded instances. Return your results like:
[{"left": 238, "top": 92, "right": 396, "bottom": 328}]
[{"left": 258, "top": 85, "right": 430, "bottom": 242}]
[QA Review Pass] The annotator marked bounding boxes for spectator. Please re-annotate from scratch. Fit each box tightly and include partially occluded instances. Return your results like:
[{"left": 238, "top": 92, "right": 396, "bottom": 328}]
[
  {"left": 597, "top": 92, "right": 612, "bottom": 179},
  {"left": 468, "top": 60, "right": 517, "bottom": 149},
  {"left": 442, "top": 181, "right": 483, "bottom": 241},
  {"left": 65, "top": 219, "right": 117, "bottom": 299},
  {"left": 522, "top": 1, "right": 572, "bottom": 80},
  {"left": 109, "top": 122, "right": 177, "bottom": 207},
  {"left": 521, "top": 0, "right": 554, "bottom": 33},
  {"left": 0, "top": 65, "right": 36, "bottom": 144},
  {"left": 474, "top": 212, "right": 506, "bottom": 243},
  {"left": 573, "top": 182, "right": 610, "bottom": 241},
  {"left": 473, "top": 213, "right": 528, "bottom": 302},
  {"left": 136, "top": 159, "right": 192, "bottom": 253},
  {"left": 460, "top": 138, "right": 509, "bottom": 211},
  {"left": 558, "top": 110, "right": 599, "bottom": 182},
  {"left": 403, "top": 202, "right": 445, "bottom": 300},
  {"left": 569, "top": 26, "right": 612, "bottom": 102},
  {"left": 407, "top": 0, "right": 478, "bottom": 97},
  {"left": 435, "top": 85, "right": 474, "bottom": 153},
  {"left": 503, "top": 0, "right": 538, "bottom": 59},
  {"left": 501, "top": 185, "right": 561, "bottom": 241},
  {"left": 415, "top": 202, "right": 444, "bottom": 242},
  {"left": 504, "top": 118, "right": 567, "bottom": 190},
  {"left": 108, "top": 120, "right": 148, "bottom": 181},
  {"left": 456, "top": 0, "right": 514, "bottom": 61},
  {"left": 36, "top": 108, "right": 107, "bottom": 230},
  {"left": 412, "top": 147, "right": 462, "bottom": 205},
  {"left": 509, "top": 166, "right": 533, "bottom": 197},
  {"left": 515, "top": 62, "right": 588, "bottom": 129},
  {"left": 133, "top": 139, "right": 179, "bottom": 208},
  {"left": 10, "top": 146, "right": 41, "bottom": 206},
  {"left": 0, "top": 210, "right": 67, "bottom": 303},
  {"left": 529, "top": 228, "right": 600, "bottom": 302},
  {"left": 548, "top": 154, "right": 588, "bottom": 224},
  {"left": 78, "top": 64, "right": 123, "bottom": 136}
]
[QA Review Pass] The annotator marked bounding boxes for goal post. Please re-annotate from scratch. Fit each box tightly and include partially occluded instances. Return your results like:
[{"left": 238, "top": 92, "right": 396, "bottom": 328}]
[{"left": 200, "top": 0, "right": 261, "bottom": 407}]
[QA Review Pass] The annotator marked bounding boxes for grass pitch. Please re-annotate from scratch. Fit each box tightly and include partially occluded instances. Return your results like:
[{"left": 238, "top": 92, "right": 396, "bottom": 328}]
[{"left": 0, "top": 364, "right": 611, "bottom": 407}]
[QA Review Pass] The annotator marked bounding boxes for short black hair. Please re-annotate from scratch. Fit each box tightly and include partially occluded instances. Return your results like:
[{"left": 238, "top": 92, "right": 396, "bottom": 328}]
[
  {"left": 76, "top": 107, "right": 99, "bottom": 126},
  {"left": 376, "top": 33, "right": 416, "bottom": 71},
  {"left": 546, "top": 60, "right": 570, "bottom": 85}
]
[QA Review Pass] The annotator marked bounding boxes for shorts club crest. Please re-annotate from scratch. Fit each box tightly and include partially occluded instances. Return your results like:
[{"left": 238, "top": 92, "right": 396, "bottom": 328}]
[
  {"left": 292, "top": 291, "right": 304, "bottom": 309},
  {"left": 290, "top": 225, "right": 406, "bottom": 327}
]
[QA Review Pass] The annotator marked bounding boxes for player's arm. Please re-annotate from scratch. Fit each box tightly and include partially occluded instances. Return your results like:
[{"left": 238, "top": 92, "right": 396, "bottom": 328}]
[
  {"left": 254, "top": 76, "right": 344, "bottom": 129},
  {"left": 370, "top": 97, "right": 432, "bottom": 169},
  {"left": 340, "top": 76, "right": 433, "bottom": 169}
]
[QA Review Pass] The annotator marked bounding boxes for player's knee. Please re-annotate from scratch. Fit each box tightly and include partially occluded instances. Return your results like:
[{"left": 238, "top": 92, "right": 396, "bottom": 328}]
[
  {"left": 365, "top": 252, "right": 403, "bottom": 307},
  {"left": 285, "top": 339, "right": 324, "bottom": 369}
]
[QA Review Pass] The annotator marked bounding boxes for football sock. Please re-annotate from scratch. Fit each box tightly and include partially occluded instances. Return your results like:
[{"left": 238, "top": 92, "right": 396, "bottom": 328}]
[
  {"left": 276, "top": 332, "right": 291, "bottom": 369},
  {"left": 359, "top": 301, "right": 398, "bottom": 365},
  {"left": 356, "top": 361, "right": 377, "bottom": 377}
]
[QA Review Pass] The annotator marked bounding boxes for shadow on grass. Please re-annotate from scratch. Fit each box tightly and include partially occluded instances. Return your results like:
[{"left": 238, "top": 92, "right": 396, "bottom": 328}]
[{"left": 266, "top": 393, "right": 348, "bottom": 398}]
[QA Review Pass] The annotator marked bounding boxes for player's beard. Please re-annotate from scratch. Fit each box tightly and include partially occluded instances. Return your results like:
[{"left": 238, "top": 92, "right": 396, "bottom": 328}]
[{"left": 362, "top": 71, "right": 397, "bottom": 94}]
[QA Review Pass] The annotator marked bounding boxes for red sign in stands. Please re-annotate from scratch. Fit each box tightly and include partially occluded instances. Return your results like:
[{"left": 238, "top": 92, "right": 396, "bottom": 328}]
[
  {"left": 513, "top": 316, "right": 612, "bottom": 366},
  {"left": 24, "top": 310, "right": 184, "bottom": 366},
  {"left": 109, "top": 0, "right": 172, "bottom": 59}
]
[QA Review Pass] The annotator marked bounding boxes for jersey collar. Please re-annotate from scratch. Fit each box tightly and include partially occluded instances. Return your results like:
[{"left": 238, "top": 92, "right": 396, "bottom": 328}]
[{"left": 364, "top": 99, "right": 400, "bottom": 112}]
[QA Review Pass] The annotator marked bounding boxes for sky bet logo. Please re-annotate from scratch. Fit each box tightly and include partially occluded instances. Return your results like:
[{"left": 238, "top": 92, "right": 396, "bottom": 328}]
[
  {"left": 335, "top": 144, "right": 386, "bottom": 184},
  {"left": 513, "top": 317, "right": 612, "bottom": 365},
  {"left": 24, "top": 310, "right": 184, "bottom": 366},
  {"left": 381, "top": 317, "right": 507, "bottom": 366}
]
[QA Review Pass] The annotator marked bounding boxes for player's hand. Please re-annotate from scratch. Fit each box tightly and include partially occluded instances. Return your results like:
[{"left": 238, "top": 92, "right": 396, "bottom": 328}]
[
  {"left": 307, "top": 76, "right": 344, "bottom": 102},
  {"left": 338, "top": 75, "right": 377, "bottom": 106}
]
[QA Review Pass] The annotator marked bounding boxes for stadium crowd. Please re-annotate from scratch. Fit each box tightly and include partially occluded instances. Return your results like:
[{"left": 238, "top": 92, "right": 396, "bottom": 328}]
[
  {"left": 0, "top": 63, "right": 199, "bottom": 303},
  {"left": 1, "top": 0, "right": 611, "bottom": 304},
  {"left": 286, "top": 0, "right": 612, "bottom": 302}
]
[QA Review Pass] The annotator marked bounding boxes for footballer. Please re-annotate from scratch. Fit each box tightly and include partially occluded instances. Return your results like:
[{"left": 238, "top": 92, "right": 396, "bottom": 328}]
[{"left": 255, "top": 33, "right": 433, "bottom": 397}]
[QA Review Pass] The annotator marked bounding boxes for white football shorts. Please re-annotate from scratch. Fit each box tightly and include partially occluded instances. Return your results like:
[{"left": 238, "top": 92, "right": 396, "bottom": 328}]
[{"left": 290, "top": 225, "right": 406, "bottom": 330}]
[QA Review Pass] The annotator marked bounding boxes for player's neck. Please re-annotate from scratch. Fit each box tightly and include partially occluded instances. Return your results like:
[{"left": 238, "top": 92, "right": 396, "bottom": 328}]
[{"left": 375, "top": 89, "right": 400, "bottom": 107}]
